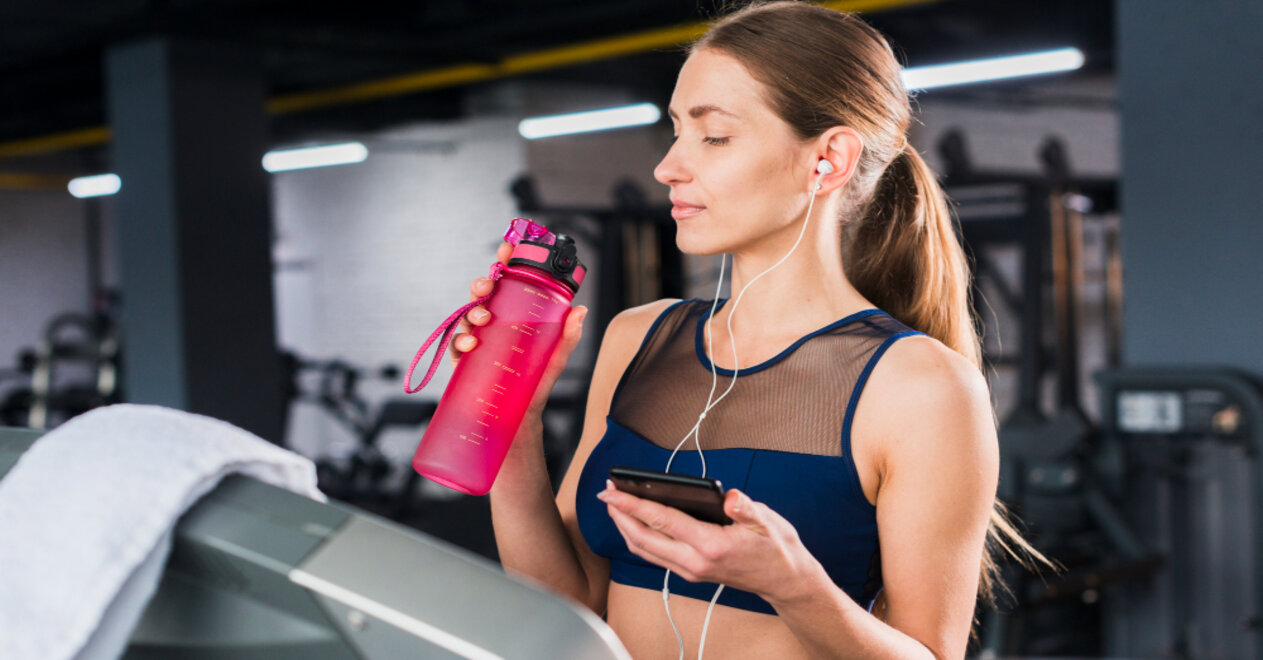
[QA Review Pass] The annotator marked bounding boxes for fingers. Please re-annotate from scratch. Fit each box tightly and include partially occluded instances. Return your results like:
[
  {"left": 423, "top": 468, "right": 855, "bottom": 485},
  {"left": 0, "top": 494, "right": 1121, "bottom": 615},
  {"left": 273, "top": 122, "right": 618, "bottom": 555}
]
[
  {"left": 470, "top": 240, "right": 511, "bottom": 303},
  {"left": 453, "top": 334, "right": 477, "bottom": 353},
  {"left": 724, "top": 489, "right": 771, "bottom": 534},
  {"left": 598, "top": 485, "right": 711, "bottom": 545},
  {"left": 527, "top": 306, "right": 588, "bottom": 413},
  {"left": 465, "top": 305, "right": 491, "bottom": 328},
  {"left": 453, "top": 276, "right": 498, "bottom": 361},
  {"left": 469, "top": 276, "right": 495, "bottom": 303},
  {"left": 449, "top": 305, "right": 489, "bottom": 360},
  {"left": 448, "top": 331, "right": 476, "bottom": 363},
  {"left": 558, "top": 306, "right": 588, "bottom": 354},
  {"left": 603, "top": 498, "right": 705, "bottom": 582},
  {"left": 724, "top": 489, "right": 752, "bottom": 521},
  {"left": 601, "top": 486, "right": 795, "bottom": 594}
]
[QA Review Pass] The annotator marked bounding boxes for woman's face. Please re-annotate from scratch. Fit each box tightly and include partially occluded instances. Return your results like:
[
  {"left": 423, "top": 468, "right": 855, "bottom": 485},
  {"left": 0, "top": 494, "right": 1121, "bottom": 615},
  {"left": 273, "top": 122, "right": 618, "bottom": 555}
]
[{"left": 655, "top": 48, "right": 815, "bottom": 256}]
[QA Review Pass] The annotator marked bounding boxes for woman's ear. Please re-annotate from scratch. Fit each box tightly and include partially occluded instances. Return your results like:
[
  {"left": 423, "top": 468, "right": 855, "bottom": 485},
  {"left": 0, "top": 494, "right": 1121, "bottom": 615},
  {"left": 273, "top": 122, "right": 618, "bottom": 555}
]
[{"left": 814, "top": 127, "right": 863, "bottom": 195}]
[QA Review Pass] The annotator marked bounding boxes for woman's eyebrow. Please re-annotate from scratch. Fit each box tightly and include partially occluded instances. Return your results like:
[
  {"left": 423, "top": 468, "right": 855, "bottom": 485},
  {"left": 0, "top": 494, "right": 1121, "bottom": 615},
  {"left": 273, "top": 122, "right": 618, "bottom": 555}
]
[{"left": 666, "top": 104, "right": 742, "bottom": 120}]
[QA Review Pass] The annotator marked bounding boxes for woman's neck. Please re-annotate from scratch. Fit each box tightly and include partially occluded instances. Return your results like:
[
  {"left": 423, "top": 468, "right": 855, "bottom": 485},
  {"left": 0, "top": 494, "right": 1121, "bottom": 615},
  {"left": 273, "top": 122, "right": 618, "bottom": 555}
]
[{"left": 711, "top": 228, "right": 872, "bottom": 344}]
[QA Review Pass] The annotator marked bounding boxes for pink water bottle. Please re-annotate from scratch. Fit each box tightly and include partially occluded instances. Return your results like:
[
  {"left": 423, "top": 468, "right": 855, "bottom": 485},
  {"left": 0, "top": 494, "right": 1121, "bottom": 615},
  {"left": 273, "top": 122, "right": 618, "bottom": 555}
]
[{"left": 404, "top": 219, "right": 586, "bottom": 495}]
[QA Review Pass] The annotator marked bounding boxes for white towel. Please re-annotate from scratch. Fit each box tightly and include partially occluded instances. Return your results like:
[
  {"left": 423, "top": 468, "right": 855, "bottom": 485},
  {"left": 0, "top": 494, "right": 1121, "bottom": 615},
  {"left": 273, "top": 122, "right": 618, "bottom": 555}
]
[{"left": 0, "top": 404, "right": 325, "bottom": 660}]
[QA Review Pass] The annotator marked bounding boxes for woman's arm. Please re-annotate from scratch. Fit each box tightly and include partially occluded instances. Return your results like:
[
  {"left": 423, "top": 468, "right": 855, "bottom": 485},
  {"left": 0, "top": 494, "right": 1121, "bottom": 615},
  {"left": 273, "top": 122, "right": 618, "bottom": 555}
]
[
  {"left": 770, "top": 337, "right": 998, "bottom": 658},
  {"left": 597, "top": 335, "right": 997, "bottom": 658},
  {"left": 488, "top": 296, "right": 678, "bottom": 613}
]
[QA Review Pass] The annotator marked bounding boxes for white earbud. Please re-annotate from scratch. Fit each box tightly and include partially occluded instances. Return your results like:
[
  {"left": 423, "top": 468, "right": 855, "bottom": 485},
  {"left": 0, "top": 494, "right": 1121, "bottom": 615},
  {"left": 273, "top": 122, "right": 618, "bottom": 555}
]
[{"left": 814, "top": 160, "right": 834, "bottom": 191}]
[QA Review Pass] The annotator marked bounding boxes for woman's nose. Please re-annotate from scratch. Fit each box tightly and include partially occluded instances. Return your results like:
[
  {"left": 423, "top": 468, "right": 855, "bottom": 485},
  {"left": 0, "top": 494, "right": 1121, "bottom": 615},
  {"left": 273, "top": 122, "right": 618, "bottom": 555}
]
[{"left": 653, "top": 142, "right": 690, "bottom": 186}]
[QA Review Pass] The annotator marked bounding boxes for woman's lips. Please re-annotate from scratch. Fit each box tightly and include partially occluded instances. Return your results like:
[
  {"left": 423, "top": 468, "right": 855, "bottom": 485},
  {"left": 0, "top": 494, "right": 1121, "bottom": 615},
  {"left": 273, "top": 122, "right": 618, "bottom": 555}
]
[{"left": 670, "top": 203, "right": 706, "bottom": 220}]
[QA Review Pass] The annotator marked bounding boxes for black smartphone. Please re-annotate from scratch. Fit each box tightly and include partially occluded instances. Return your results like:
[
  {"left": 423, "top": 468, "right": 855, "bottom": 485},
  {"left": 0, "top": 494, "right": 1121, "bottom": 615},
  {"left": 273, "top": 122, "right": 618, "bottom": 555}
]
[{"left": 608, "top": 465, "right": 733, "bottom": 525}]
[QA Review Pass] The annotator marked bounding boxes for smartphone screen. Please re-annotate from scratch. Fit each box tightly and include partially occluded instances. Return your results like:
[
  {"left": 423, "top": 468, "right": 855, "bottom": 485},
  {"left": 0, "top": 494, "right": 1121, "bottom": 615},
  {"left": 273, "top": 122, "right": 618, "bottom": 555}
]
[{"left": 608, "top": 466, "right": 733, "bottom": 525}]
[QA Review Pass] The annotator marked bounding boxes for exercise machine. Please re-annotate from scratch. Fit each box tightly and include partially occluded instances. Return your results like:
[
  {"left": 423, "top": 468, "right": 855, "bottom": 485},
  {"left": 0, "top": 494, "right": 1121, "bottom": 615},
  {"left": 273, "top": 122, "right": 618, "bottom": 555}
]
[
  {"left": 0, "top": 428, "right": 630, "bottom": 660},
  {"left": 1096, "top": 366, "right": 1262, "bottom": 659}
]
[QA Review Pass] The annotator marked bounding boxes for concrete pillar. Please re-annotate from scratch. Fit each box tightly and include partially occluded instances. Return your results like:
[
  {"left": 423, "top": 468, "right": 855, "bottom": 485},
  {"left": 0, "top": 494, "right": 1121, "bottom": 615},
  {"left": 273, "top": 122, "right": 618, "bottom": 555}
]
[
  {"left": 1118, "top": 0, "right": 1263, "bottom": 371},
  {"left": 106, "top": 38, "right": 283, "bottom": 442}
]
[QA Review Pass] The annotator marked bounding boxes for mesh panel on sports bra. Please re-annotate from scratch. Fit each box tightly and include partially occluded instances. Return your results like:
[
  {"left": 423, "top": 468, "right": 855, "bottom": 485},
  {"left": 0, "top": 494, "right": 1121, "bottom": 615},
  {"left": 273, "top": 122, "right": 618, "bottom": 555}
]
[{"left": 610, "top": 300, "right": 913, "bottom": 457}]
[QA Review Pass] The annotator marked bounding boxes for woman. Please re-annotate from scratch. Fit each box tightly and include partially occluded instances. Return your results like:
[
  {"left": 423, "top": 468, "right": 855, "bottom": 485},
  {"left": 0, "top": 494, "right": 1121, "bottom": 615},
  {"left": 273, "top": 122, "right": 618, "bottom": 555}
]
[{"left": 456, "top": 2, "right": 1032, "bottom": 657}]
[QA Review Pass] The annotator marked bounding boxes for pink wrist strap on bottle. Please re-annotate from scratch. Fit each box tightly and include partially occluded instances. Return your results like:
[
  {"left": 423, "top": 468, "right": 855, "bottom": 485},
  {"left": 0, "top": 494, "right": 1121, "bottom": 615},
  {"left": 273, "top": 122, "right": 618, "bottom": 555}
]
[
  {"left": 405, "top": 217, "right": 584, "bottom": 496},
  {"left": 403, "top": 261, "right": 505, "bottom": 394}
]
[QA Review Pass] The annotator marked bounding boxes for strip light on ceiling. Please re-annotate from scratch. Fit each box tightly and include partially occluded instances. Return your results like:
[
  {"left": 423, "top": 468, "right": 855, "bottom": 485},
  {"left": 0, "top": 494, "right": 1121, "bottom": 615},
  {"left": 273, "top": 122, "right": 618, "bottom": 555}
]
[
  {"left": 67, "top": 174, "right": 121, "bottom": 198},
  {"left": 902, "top": 47, "right": 1085, "bottom": 91},
  {"left": 518, "top": 103, "right": 661, "bottom": 139},
  {"left": 517, "top": 48, "right": 1083, "bottom": 139},
  {"left": 262, "top": 142, "right": 369, "bottom": 172},
  {"left": 66, "top": 143, "right": 371, "bottom": 197},
  {"left": 62, "top": 48, "right": 1082, "bottom": 197}
]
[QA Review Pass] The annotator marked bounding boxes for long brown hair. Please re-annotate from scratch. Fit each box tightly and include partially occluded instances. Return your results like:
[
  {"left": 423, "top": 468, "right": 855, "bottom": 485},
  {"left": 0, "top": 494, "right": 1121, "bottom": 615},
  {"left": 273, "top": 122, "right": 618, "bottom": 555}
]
[{"left": 696, "top": 0, "right": 1049, "bottom": 606}]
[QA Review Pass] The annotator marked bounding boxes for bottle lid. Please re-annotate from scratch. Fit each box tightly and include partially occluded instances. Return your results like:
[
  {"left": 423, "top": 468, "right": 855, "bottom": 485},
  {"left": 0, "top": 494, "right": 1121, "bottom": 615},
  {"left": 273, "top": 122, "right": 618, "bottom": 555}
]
[
  {"left": 508, "top": 235, "right": 586, "bottom": 292},
  {"left": 504, "top": 218, "right": 554, "bottom": 246}
]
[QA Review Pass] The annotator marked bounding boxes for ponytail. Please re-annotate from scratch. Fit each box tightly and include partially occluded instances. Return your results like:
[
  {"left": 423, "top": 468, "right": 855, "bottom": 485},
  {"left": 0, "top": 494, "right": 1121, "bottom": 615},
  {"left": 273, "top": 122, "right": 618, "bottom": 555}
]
[
  {"left": 845, "top": 147, "right": 980, "bottom": 369},
  {"left": 847, "top": 146, "right": 1053, "bottom": 606}
]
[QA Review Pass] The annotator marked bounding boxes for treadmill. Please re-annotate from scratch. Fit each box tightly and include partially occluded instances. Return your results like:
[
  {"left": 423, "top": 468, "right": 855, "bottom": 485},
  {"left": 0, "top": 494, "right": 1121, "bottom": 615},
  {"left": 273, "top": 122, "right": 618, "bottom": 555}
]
[{"left": 0, "top": 428, "right": 629, "bottom": 660}]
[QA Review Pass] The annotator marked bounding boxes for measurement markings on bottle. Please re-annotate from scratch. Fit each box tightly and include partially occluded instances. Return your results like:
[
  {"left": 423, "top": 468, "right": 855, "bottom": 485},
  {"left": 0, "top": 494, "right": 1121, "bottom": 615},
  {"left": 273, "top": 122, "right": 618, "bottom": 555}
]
[
  {"left": 491, "top": 383, "right": 507, "bottom": 396},
  {"left": 481, "top": 410, "right": 499, "bottom": 419},
  {"left": 510, "top": 324, "right": 536, "bottom": 337},
  {"left": 476, "top": 420, "right": 491, "bottom": 428},
  {"left": 492, "top": 360, "right": 521, "bottom": 377},
  {"left": 458, "top": 433, "right": 482, "bottom": 446},
  {"left": 475, "top": 397, "right": 500, "bottom": 409},
  {"left": 510, "top": 345, "right": 525, "bottom": 354},
  {"left": 523, "top": 286, "right": 552, "bottom": 301}
]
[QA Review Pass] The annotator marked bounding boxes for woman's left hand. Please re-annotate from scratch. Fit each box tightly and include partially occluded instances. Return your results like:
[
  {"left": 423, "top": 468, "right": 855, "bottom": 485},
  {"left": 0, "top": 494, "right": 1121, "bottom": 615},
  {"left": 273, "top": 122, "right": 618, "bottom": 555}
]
[{"left": 597, "top": 482, "right": 825, "bottom": 604}]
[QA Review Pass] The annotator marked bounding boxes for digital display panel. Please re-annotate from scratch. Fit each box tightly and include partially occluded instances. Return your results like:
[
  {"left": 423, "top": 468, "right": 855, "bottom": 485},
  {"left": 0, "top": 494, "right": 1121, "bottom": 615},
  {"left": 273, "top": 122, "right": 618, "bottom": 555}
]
[{"left": 1117, "top": 390, "right": 1183, "bottom": 433}]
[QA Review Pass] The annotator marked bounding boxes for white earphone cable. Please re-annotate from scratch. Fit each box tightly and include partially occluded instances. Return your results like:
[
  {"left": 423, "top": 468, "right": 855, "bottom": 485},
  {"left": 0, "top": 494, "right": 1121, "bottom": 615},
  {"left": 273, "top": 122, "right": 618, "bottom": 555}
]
[
  {"left": 662, "top": 251, "right": 728, "bottom": 660},
  {"left": 661, "top": 167, "right": 829, "bottom": 660},
  {"left": 665, "top": 252, "right": 727, "bottom": 476},
  {"left": 698, "top": 584, "right": 727, "bottom": 659}
]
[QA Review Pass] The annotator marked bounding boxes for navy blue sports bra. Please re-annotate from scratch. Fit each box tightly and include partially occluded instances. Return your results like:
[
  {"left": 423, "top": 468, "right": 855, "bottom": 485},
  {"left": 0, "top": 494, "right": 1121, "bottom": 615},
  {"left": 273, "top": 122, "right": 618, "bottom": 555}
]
[{"left": 575, "top": 299, "right": 923, "bottom": 615}]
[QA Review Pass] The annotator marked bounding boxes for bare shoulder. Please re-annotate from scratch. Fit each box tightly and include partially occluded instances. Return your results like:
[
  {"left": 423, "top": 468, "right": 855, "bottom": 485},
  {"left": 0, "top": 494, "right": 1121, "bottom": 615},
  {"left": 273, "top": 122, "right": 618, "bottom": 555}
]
[
  {"left": 868, "top": 334, "right": 990, "bottom": 407},
  {"left": 860, "top": 334, "right": 997, "bottom": 469},
  {"left": 606, "top": 298, "right": 682, "bottom": 335},
  {"left": 586, "top": 298, "right": 682, "bottom": 391},
  {"left": 597, "top": 299, "right": 682, "bottom": 359}
]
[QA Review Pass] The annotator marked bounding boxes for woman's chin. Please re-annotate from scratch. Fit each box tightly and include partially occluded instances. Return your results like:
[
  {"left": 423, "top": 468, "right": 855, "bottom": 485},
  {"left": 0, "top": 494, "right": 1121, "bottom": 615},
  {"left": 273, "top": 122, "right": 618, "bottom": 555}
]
[{"left": 674, "top": 234, "right": 729, "bottom": 257}]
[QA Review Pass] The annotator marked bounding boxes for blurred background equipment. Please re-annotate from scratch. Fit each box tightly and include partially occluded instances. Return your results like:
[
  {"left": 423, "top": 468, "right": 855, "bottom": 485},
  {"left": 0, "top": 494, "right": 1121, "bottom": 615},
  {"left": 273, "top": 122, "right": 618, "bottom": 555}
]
[
  {"left": 1095, "top": 367, "right": 1262, "bottom": 659},
  {"left": 27, "top": 310, "right": 122, "bottom": 429},
  {"left": 2, "top": 294, "right": 123, "bottom": 430},
  {"left": 279, "top": 350, "right": 436, "bottom": 508}
]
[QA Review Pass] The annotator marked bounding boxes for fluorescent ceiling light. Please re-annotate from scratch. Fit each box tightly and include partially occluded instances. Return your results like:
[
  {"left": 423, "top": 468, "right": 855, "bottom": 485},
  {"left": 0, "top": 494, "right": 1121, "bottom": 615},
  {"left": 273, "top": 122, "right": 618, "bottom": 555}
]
[
  {"left": 68, "top": 173, "right": 121, "bottom": 198},
  {"left": 262, "top": 142, "right": 369, "bottom": 172},
  {"left": 902, "top": 47, "right": 1085, "bottom": 91},
  {"left": 519, "top": 103, "right": 661, "bottom": 139}
]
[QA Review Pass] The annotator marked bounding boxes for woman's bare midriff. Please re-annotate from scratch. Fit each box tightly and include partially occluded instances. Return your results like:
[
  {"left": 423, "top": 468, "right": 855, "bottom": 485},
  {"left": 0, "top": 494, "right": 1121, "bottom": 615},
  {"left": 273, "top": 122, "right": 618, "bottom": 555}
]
[{"left": 605, "top": 581, "right": 811, "bottom": 659}]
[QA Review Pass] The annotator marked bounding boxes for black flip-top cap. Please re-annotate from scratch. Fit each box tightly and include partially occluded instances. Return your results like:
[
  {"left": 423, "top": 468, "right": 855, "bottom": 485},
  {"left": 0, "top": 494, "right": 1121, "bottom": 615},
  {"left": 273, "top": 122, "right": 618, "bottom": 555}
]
[{"left": 507, "top": 234, "right": 586, "bottom": 293}]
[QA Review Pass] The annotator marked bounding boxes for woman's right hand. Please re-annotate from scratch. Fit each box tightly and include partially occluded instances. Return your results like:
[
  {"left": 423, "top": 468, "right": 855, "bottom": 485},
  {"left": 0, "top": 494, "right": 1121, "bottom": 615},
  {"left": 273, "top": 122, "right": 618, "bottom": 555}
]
[
  {"left": 449, "top": 242, "right": 513, "bottom": 365},
  {"left": 449, "top": 242, "right": 589, "bottom": 417}
]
